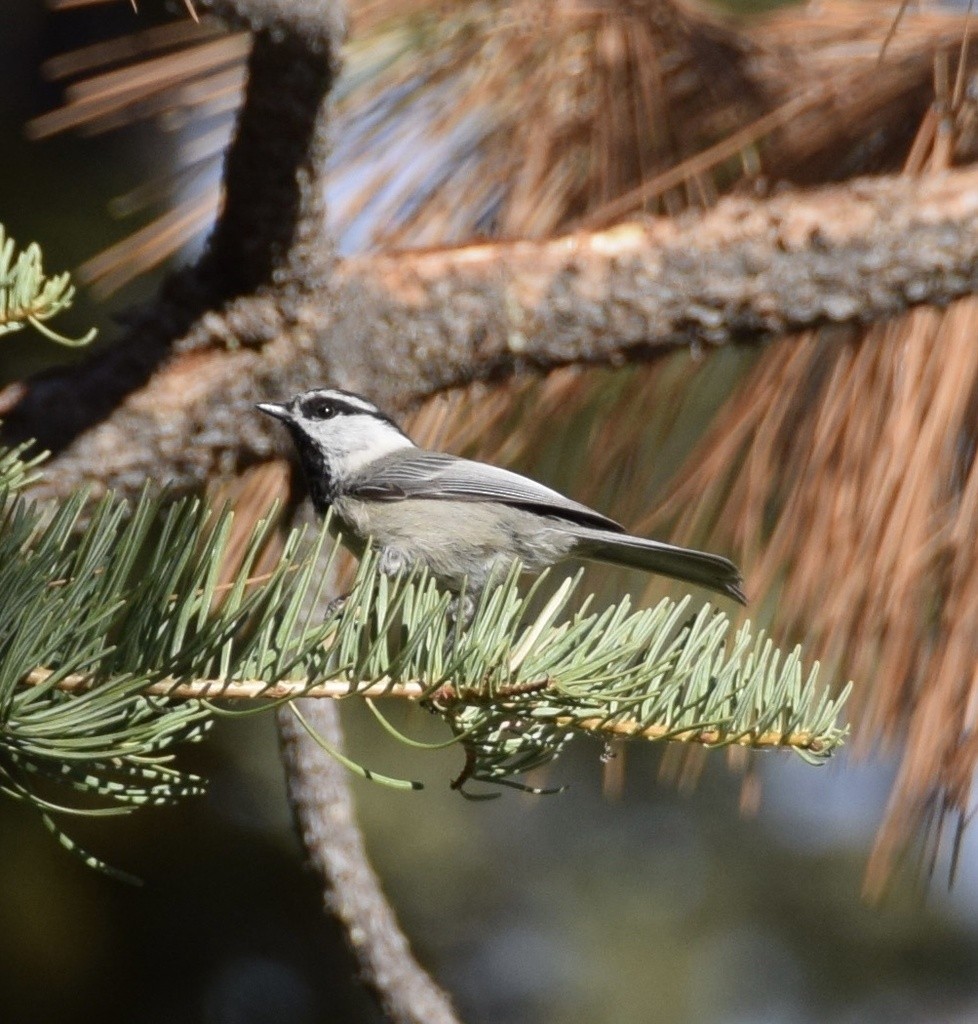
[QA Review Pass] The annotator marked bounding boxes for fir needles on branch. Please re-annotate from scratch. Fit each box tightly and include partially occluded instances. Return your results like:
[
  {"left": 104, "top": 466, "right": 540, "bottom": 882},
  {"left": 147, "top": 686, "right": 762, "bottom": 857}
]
[{"left": 1, "top": 440, "right": 850, "bottom": 871}]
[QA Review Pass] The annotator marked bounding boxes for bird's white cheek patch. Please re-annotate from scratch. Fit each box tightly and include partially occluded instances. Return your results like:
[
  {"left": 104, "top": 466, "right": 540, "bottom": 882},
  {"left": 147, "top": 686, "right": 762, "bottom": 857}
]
[{"left": 339, "top": 433, "right": 414, "bottom": 474}]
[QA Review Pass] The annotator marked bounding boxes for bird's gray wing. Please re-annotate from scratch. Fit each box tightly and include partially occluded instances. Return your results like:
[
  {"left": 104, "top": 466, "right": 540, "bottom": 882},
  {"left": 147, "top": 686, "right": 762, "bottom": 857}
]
[{"left": 349, "top": 450, "right": 625, "bottom": 533}]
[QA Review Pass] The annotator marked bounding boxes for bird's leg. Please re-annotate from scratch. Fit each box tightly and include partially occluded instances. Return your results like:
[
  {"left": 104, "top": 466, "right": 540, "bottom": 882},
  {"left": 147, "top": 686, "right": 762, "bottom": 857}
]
[
  {"left": 322, "top": 549, "right": 410, "bottom": 626},
  {"left": 439, "top": 589, "right": 478, "bottom": 664},
  {"left": 323, "top": 594, "right": 348, "bottom": 619},
  {"left": 447, "top": 592, "right": 476, "bottom": 629},
  {"left": 377, "top": 547, "right": 410, "bottom": 577}
]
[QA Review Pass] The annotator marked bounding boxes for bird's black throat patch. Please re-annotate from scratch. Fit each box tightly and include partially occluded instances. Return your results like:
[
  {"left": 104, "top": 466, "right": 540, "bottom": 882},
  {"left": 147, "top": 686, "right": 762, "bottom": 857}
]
[{"left": 288, "top": 425, "right": 339, "bottom": 511}]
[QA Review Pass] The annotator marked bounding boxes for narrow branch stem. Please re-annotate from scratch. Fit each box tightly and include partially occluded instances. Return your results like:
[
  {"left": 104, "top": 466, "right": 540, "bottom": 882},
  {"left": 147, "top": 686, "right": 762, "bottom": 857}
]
[
  {"left": 23, "top": 668, "right": 827, "bottom": 751},
  {"left": 23, "top": 668, "right": 417, "bottom": 700}
]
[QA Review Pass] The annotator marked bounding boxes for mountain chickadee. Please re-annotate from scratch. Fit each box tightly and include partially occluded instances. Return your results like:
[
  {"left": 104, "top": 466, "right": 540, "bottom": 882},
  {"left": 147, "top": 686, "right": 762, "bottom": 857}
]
[{"left": 258, "top": 388, "right": 745, "bottom": 603}]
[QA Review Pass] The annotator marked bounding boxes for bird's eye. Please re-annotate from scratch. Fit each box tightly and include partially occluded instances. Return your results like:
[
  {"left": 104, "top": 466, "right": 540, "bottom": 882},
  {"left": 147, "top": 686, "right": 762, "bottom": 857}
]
[{"left": 305, "top": 397, "right": 336, "bottom": 420}]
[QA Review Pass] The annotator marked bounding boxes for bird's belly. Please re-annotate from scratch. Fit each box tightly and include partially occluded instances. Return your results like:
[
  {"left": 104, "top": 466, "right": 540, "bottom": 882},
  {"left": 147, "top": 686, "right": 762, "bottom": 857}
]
[{"left": 331, "top": 497, "right": 576, "bottom": 591}]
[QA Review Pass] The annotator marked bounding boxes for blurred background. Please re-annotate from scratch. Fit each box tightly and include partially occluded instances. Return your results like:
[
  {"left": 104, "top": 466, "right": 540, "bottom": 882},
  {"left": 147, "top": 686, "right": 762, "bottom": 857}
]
[{"left": 4, "top": 1, "right": 978, "bottom": 1022}]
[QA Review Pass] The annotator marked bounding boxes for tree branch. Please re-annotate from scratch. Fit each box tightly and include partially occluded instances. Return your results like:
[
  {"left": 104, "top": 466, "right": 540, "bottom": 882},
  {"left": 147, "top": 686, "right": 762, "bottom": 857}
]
[
  {"left": 203, "top": 21, "right": 341, "bottom": 297},
  {"left": 6, "top": 167, "right": 978, "bottom": 503},
  {"left": 277, "top": 701, "right": 462, "bottom": 1024},
  {"left": 21, "top": 669, "right": 833, "bottom": 754},
  {"left": 328, "top": 167, "right": 978, "bottom": 398}
]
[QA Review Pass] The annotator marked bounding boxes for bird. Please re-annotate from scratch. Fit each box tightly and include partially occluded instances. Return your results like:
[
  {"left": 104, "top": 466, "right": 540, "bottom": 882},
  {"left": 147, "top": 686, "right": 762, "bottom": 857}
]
[{"left": 257, "top": 387, "right": 745, "bottom": 604}]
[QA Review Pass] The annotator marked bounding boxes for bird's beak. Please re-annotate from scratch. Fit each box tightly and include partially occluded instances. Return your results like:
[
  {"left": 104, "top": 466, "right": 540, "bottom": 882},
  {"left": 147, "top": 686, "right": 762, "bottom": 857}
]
[{"left": 257, "top": 402, "right": 291, "bottom": 423}]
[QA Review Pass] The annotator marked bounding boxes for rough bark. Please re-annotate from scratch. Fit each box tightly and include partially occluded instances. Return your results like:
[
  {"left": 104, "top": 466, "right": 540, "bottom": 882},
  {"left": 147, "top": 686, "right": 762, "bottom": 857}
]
[
  {"left": 332, "top": 168, "right": 978, "bottom": 396},
  {"left": 204, "top": 21, "right": 340, "bottom": 297},
  {"left": 5, "top": 166, "right": 978, "bottom": 503}
]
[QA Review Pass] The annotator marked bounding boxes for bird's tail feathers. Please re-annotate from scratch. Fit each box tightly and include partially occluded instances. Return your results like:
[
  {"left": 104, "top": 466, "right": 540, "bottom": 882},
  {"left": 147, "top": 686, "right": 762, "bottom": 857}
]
[{"left": 575, "top": 530, "right": 746, "bottom": 604}]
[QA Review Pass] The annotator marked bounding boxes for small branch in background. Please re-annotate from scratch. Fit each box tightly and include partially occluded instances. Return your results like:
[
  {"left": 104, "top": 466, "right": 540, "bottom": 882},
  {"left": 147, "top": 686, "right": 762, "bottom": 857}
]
[
  {"left": 277, "top": 699, "right": 463, "bottom": 1024},
  {"left": 201, "top": 18, "right": 341, "bottom": 299}
]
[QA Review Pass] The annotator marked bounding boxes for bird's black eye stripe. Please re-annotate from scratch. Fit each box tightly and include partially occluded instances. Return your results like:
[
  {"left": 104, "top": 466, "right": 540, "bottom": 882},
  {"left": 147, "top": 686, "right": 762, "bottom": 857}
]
[
  {"left": 302, "top": 396, "right": 338, "bottom": 420},
  {"left": 296, "top": 390, "right": 409, "bottom": 435}
]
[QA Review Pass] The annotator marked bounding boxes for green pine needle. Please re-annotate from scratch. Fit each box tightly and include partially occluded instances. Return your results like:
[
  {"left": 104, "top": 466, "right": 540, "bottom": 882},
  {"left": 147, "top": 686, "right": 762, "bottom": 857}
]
[
  {"left": 0, "top": 224, "right": 96, "bottom": 346},
  {"left": 1, "top": 438, "right": 851, "bottom": 873}
]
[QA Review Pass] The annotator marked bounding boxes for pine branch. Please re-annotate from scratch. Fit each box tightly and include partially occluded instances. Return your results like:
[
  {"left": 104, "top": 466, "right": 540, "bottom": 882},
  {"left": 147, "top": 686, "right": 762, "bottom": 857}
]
[
  {"left": 21, "top": 668, "right": 840, "bottom": 754},
  {"left": 0, "top": 225, "right": 96, "bottom": 347},
  {"left": 0, "top": 451, "right": 337, "bottom": 868},
  {"left": 2, "top": 430, "right": 849, "bottom": 858}
]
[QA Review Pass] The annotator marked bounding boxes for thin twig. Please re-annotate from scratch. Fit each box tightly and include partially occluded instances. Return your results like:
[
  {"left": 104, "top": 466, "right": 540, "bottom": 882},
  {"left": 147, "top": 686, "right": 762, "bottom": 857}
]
[
  {"left": 22, "top": 668, "right": 828, "bottom": 751},
  {"left": 24, "top": 667, "right": 411, "bottom": 700}
]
